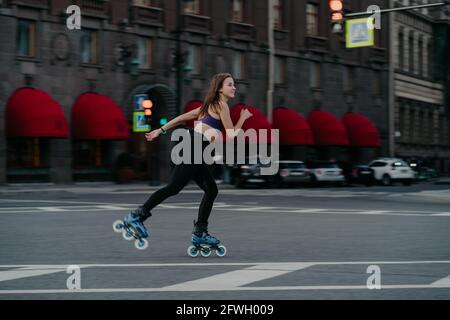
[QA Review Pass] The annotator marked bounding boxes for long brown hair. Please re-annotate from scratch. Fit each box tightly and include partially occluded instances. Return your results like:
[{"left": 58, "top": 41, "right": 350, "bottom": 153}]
[{"left": 198, "top": 73, "right": 233, "bottom": 119}]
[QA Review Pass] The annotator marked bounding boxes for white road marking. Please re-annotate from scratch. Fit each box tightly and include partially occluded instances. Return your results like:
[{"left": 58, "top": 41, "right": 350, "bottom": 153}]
[
  {"left": 0, "top": 201, "right": 450, "bottom": 218},
  {"left": 0, "top": 261, "right": 449, "bottom": 294},
  {"left": 0, "top": 267, "right": 65, "bottom": 282},
  {"left": 431, "top": 275, "right": 450, "bottom": 286},
  {"left": 163, "top": 263, "right": 313, "bottom": 290}
]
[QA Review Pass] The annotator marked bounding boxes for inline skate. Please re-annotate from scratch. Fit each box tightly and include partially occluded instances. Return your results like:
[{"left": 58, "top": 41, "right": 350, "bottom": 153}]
[
  {"left": 113, "top": 207, "right": 150, "bottom": 250},
  {"left": 187, "top": 220, "right": 227, "bottom": 257}
]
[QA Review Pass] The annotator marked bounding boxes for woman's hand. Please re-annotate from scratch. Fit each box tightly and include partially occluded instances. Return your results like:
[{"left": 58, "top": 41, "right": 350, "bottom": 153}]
[
  {"left": 145, "top": 129, "right": 161, "bottom": 142},
  {"left": 240, "top": 109, "right": 253, "bottom": 122}
]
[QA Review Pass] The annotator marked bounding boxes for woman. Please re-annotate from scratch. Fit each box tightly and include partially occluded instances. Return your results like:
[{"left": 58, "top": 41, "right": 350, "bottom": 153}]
[{"left": 120, "top": 73, "right": 253, "bottom": 252}]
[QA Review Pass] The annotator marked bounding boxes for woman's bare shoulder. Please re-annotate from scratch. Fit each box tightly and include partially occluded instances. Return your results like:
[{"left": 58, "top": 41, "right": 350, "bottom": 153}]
[{"left": 218, "top": 101, "right": 230, "bottom": 112}]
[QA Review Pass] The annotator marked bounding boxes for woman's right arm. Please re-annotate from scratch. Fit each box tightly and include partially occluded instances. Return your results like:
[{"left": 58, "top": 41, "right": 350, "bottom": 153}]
[{"left": 219, "top": 103, "right": 253, "bottom": 139}]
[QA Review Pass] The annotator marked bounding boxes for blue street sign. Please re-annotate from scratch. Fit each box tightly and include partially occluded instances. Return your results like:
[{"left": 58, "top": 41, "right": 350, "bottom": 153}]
[{"left": 134, "top": 94, "right": 148, "bottom": 111}]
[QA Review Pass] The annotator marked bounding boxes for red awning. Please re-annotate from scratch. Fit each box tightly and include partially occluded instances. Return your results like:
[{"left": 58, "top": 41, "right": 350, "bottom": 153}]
[
  {"left": 307, "top": 110, "right": 349, "bottom": 146},
  {"left": 183, "top": 100, "right": 203, "bottom": 128},
  {"left": 72, "top": 93, "right": 129, "bottom": 140},
  {"left": 6, "top": 88, "right": 69, "bottom": 138},
  {"left": 230, "top": 104, "right": 273, "bottom": 143},
  {"left": 342, "top": 112, "right": 381, "bottom": 147},
  {"left": 272, "top": 107, "right": 314, "bottom": 145}
]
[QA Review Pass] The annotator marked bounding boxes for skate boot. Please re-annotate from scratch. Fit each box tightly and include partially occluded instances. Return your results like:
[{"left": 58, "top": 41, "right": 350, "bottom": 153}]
[
  {"left": 187, "top": 220, "right": 227, "bottom": 258},
  {"left": 113, "top": 207, "right": 150, "bottom": 250}
]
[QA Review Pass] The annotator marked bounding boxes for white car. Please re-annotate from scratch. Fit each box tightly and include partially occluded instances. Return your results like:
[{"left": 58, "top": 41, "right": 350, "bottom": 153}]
[
  {"left": 306, "top": 161, "right": 345, "bottom": 186},
  {"left": 368, "top": 158, "right": 415, "bottom": 186}
]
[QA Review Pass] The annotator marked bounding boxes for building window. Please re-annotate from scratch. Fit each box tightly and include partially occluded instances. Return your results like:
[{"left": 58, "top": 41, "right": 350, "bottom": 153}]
[
  {"left": 306, "top": 3, "right": 319, "bottom": 36},
  {"left": 232, "top": 51, "right": 246, "bottom": 80},
  {"left": 7, "top": 138, "right": 49, "bottom": 169},
  {"left": 16, "top": 19, "right": 36, "bottom": 57},
  {"left": 408, "top": 33, "right": 414, "bottom": 73},
  {"left": 187, "top": 44, "right": 202, "bottom": 75},
  {"left": 81, "top": 29, "right": 98, "bottom": 64},
  {"left": 275, "top": 56, "right": 285, "bottom": 84},
  {"left": 418, "top": 37, "right": 423, "bottom": 76},
  {"left": 232, "top": 0, "right": 245, "bottom": 23},
  {"left": 138, "top": 37, "right": 152, "bottom": 69},
  {"left": 343, "top": 66, "right": 354, "bottom": 92},
  {"left": 373, "top": 72, "right": 383, "bottom": 96},
  {"left": 310, "top": 62, "right": 321, "bottom": 89},
  {"left": 273, "top": 0, "right": 283, "bottom": 29},
  {"left": 184, "top": 0, "right": 200, "bottom": 14},
  {"left": 73, "top": 140, "right": 109, "bottom": 169},
  {"left": 398, "top": 30, "right": 404, "bottom": 70},
  {"left": 428, "top": 41, "right": 433, "bottom": 78}
]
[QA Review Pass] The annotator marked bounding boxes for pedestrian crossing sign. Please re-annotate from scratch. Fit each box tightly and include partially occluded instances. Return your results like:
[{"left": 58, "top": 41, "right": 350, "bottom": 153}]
[
  {"left": 346, "top": 18, "right": 375, "bottom": 48},
  {"left": 133, "top": 112, "right": 150, "bottom": 132}
]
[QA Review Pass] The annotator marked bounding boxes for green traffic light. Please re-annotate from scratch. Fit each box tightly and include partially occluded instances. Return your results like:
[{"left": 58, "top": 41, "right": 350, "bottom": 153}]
[{"left": 160, "top": 118, "right": 168, "bottom": 126}]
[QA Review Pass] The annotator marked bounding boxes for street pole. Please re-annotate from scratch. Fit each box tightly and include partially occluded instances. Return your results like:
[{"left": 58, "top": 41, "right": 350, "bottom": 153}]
[
  {"left": 175, "top": 0, "right": 182, "bottom": 117},
  {"left": 267, "top": 0, "right": 274, "bottom": 123},
  {"left": 388, "top": 0, "right": 396, "bottom": 157}
]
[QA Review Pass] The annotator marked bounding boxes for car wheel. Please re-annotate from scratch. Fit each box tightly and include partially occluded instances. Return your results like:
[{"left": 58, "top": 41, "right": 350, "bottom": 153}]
[{"left": 382, "top": 174, "right": 392, "bottom": 186}]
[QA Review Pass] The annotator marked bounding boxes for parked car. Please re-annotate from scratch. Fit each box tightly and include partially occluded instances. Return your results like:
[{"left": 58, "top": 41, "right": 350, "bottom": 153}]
[
  {"left": 306, "top": 161, "right": 345, "bottom": 186},
  {"left": 368, "top": 158, "right": 415, "bottom": 186},
  {"left": 339, "top": 162, "right": 375, "bottom": 186},
  {"left": 268, "top": 161, "right": 311, "bottom": 187},
  {"left": 229, "top": 156, "right": 271, "bottom": 188},
  {"left": 408, "top": 160, "right": 438, "bottom": 181}
]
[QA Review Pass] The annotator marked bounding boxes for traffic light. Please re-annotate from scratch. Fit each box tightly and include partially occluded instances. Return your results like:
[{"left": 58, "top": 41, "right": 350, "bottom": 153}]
[
  {"left": 329, "top": 0, "right": 344, "bottom": 33},
  {"left": 142, "top": 99, "right": 153, "bottom": 125}
]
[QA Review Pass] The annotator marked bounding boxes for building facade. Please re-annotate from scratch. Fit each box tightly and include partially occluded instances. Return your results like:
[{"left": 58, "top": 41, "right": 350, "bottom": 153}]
[
  {"left": 392, "top": 0, "right": 450, "bottom": 173},
  {"left": 0, "top": 0, "right": 391, "bottom": 185}
]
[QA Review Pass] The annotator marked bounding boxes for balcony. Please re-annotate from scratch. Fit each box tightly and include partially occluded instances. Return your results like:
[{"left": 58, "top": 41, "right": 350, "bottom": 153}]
[
  {"left": 182, "top": 14, "right": 211, "bottom": 35},
  {"left": 369, "top": 47, "right": 388, "bottom": 63},
  {"left": 130, "top": 4, "right": 164, "bottom": 27},
  {"left": 227, "top": 21, "right": 255, "bottom": 42},
  {"left": 75, "top": 0, "right": 108, "bottom": 18},
  {"left": 305, "top": 36, "right": 329, "bottom": 53}
]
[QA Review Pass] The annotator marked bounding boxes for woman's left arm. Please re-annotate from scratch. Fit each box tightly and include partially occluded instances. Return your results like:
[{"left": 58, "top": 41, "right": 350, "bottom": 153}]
[{"left": 145, "top": 107, "right": 200, "bottom": 141}]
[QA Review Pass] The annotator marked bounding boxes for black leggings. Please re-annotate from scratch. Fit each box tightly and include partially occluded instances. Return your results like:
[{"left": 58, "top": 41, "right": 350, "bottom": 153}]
[{"left": 141, "top": 131, "right": 218, "bottom": 225}]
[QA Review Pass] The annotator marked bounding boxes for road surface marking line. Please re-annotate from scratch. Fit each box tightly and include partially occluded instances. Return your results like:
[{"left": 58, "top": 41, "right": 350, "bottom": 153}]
[
  {"left": 0, "top": 267, "right": 66, "bottom": 282},
  {"left": 162, "top": 263, "right": 313, "bottom": 290},
  {"left": 431, "top": 275, "right": 450, "bottom": 286},
  {"left": 2, "top": 283, "right": 450, "bottom": 294}
]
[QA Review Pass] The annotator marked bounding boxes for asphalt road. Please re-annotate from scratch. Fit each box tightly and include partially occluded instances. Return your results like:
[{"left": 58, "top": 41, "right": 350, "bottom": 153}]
[{"left": 0, "top": 182, "right": 449, "bottom": 302}]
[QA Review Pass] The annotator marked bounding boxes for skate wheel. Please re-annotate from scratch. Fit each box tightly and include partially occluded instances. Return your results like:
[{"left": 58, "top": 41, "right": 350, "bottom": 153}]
[
  {"left": 215, "top": 245, "right": 227, "bottom": 257},
  {"left": 122, "top": 230, "right": 134, "bottom": 241},
  {"left": 187, "top": 245, "right": 199, "bottom": 257},
  {"left": 113, "top": 220, "right": 124, "bottom": 233},
  {"left": 135, "top": 238, "right": 148, "bottom": 250},
  {"left": 200, "top": 247, "right": 212, "bottom": 257}
]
